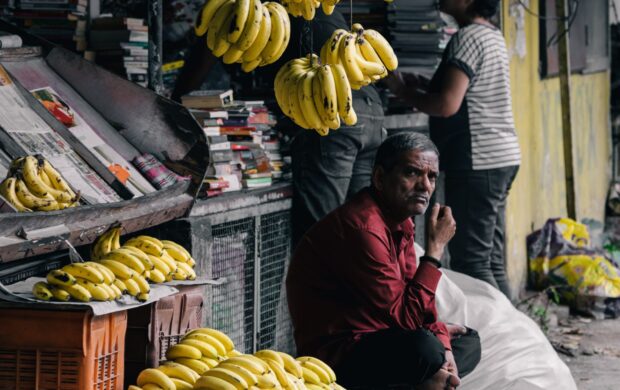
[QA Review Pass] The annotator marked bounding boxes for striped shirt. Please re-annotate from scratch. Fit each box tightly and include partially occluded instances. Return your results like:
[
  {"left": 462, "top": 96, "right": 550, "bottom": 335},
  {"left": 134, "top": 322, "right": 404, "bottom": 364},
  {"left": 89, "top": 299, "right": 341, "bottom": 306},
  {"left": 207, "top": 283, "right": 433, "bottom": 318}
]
[{"left": 429, "top": 23, "right": 521, "bottom": 171}]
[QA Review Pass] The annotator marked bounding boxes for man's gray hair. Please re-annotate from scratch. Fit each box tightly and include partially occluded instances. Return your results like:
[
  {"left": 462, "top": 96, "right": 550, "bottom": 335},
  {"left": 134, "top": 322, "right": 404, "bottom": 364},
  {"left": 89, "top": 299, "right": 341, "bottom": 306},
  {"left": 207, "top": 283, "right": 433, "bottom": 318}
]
[{"left": 374, "top": 132, "right": 439, "bottom": 172}]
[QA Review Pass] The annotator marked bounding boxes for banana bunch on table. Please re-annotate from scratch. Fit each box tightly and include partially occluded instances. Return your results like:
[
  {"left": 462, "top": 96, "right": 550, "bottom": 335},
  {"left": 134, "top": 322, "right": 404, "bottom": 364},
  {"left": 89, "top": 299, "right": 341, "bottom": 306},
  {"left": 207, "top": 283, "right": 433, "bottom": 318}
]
[
  {"left": 275, "top": 54, "right": 355, "bottom": 136},
  {"left": 0, "top": 155, "right": 79, "bottom": 212},
  {"left": 281, "top": 0, "right": 340, "bottom": 20},
  {"left": 33, "top": 261, "right": 122, "bottom": 303},
  {"left": 320, "top": 23, "right": 398, "bottom": 90},
  {"left": 194, "top": 0, "right": 290, "bottom": 72}
]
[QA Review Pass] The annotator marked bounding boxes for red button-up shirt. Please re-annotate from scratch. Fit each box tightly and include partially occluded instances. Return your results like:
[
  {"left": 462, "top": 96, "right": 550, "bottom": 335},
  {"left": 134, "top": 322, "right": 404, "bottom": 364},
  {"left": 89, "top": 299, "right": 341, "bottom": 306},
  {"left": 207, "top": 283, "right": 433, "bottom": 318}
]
[{"left": 286, "top": 189, "right": 450, "bottom": 367}]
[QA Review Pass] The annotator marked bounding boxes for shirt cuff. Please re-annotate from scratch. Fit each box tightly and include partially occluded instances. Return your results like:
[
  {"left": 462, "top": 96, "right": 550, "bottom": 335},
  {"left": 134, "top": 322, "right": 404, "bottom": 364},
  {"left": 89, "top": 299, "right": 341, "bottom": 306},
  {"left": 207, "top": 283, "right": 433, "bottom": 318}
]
[{"left": 413, "top": 260, "right": 443, "bottom": 292}]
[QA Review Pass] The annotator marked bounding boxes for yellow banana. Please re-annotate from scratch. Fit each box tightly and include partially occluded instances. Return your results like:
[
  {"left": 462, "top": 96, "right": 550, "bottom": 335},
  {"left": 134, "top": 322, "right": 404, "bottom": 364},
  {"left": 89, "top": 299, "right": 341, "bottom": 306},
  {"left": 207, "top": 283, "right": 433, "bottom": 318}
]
[
  {"left": 217, "top": 363, "right": 259, "bottom": 387},
  {"left": 104, "top": 248, "right": 146, "bottom": 274},
  {"left": 184, "top": 332, "right": 227, "bottom": 357},
  {"left": 32, "top": 281, "right": 53, "bottom": 301},
  {"left": 137, "top": 368, "right": 175, "bottom": 390},
  {"left": 92, "top": 227, "right": 120, "bottom": 260},
  {"left": 321, "top": 29, "right": 346, "bottom": 66},
  {"left": 147, "top": 254, "right": 172, "bottom": 275},
  {"left": 228, "top": 0, "right": 251, "bottom": 43},
  {"left": 297, "top": 356, "right": 336, "bottom": 383},
  {"left": 137, "top": 292, "right": 149, "bottom": 302},
  {"left": 301, "top": 366, "right": 322, "bottom": 385},
  {"left": 176, "top": 262, "right": 196, "bottom": 280},
  {"left": 162, "top": 244, "right": 191, "bottom": 264},
  {"left": 331, "top": 63, "right": 356, "bottom": 125},
  {"left": 316, "top": 64, "right": 339, "bottom": 127},
  {"left": 48, "top": 284, "right": 71, "bottom": 301},
  {"left": 40, "top": 158, "right": 77, "bottom": 199},
  {"left": 242, "top": 6, "right": 271, "bottom": 62},
  {"left": 220, "top": 356, "right": 268, "bottom": 376},
  {"left": 61, "top": 283, "right": 92, "bottom": 302},
  {"left": 362, "top": 29, "right": 398, "bottom": 71},
  {"left": 167, "top": 343, "right": 203, "bottom": 360},
  {"left": 75, "top": 278, "right": 110, "bottom": 301},
  {"left": 159, "top": 361, "right": 199, "bottom": 384},
  {"left": 108, "top": 282, "right": 122, "bottom": 299},
  {"left": 14, "top": 177, "right": 57, "bottom": 210},
  {"left": 83, "top": 261, "right": 115, "bottom": 284},
  {"left": 194, "top": 375, "right": 238, "bottom": 390},
  {"left": 241, "top": 57, "right": 262, "bottom": 72},
  {"left": 21, "top": 156, "right": 72, "bottom": 202},
  {"left": 113, "top": 278, "right": 128, "bottom": 294},
  {"left": 339, "top": 33, "right": 365, "bottom": 84},
  {"left": 299, "top": 360, "right": 332, "bottom": 384},
  {"left": 300, "top": 0, "right": 316, "bottom": 20},
  {"left": 123, "top": 277, "right": 141, "bottom": 296},
  {"left": 180, "top": 338, "right": 219, "bottom": 359},
  {"left": 359, "top": 35, "right": 388, "bottom": 77},
  {"left": 260, "top": 4, "right": 284, "bottom": 61},
  {"left": 132, "top": 274, "right": 150, "bottom": 294},
  {"left": 354, "top": 38, "right": 386, "bottom": 77},
  {"left": 99, "top": 259, "right": 135, "bottom": 280},
  {"left": 322, "top": 2, "right": 335, "bottom": 15},
  {"left": 203, "top": 367, "right": 249, "bottom": 390},
  {"left": 170, "top": 378, "right": 193, "bottom": 390},
  {"left": 235, "top": 0, "right": 263, "bottom": 51},
  {"left": 263, "top": 358, "right": 293, "bottom": 388},
  {"left": 62, "top": 263, "right": 105, "bottom": 284},
  {"left": 200, "top": 356, "right": 221, "bottom": 368},
  {"left": 148, "top": 268, "right": 166, "bottom": 283},
  {"left": 160, "top": 252, "right": 179, "bottom": 272},
  {"left": 262, "top": 2, "right": 290, "bottom": 65},
  {"left": 255, "top": 350, "right": 285, "bottom": 367},
  {"left": 0, "top": 177, "right": 32, "bottom": 212},
  {"left": 175, "top": 357, "right": 211, "bottom": 375},
  {"left": 125, "top": 236, "right": 164, "bottom": 257},
  {"left": 187, "top": 328, "right": 235, "bottom": 352},
  {"left": 207, "top": 0, "right": 235, "bottom": 53},
  {"left": 122, "top": 246, "right": 156, "bottom": 270},
  {"left": 277, "top": 352, "right": 303, "bottom": 379},
  {"left": 46, "top": 269, "right": 76, "bottom": 287},
  {"left": 195, "top": 0, "right": 230, "bottom": 37},
  {"left": 223, "top": 46, "right": 245, "bottom": 64}
]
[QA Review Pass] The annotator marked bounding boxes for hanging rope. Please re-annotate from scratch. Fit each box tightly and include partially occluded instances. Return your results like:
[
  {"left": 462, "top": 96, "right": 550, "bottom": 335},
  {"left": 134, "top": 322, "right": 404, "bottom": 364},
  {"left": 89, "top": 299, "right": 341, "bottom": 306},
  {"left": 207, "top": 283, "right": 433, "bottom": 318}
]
[{"left": 349, "top": 0, "right": 353, "bottom": 30}]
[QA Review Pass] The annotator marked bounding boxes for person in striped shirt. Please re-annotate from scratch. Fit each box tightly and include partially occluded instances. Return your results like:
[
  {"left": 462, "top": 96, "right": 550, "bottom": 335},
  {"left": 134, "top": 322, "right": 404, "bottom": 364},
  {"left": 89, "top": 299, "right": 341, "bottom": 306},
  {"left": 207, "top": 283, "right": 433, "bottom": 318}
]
[{"left": 386, "top": 0, "right": 520, "bottom": 299}]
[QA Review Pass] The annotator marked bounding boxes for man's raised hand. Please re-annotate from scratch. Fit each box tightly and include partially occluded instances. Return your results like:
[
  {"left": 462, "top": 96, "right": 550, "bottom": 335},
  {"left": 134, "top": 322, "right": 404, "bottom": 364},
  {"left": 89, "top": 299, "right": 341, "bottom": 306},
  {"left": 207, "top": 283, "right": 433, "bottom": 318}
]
[{"left": 426, "top": 203, "right": 456, "bottom": 260}]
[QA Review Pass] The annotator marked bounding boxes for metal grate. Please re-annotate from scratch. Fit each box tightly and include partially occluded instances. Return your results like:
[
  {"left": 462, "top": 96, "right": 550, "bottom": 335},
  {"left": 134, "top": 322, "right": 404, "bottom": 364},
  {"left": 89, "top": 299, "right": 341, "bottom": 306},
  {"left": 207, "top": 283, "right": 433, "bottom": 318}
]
[
  {"left": 257, "top": 211, "right": 295, "bottom": 354},
  {"left": 210, "top": 218, "right": 256, "bottom": 353}
]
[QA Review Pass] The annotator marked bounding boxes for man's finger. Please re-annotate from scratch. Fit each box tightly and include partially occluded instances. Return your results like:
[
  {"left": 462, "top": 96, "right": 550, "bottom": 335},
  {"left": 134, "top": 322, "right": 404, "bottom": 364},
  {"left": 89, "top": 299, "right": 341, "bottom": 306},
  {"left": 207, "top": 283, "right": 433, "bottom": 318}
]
[{"left": 430, "top": 203, "right": 440, "bottom": 221}]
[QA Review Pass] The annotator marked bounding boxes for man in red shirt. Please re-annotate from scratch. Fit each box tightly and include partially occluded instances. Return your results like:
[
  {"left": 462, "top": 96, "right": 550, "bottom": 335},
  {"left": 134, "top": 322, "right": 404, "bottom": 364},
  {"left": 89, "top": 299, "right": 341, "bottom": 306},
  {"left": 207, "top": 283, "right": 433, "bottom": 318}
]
[{"left": 286, "top": 132, "right": 481, "bottom": 389}]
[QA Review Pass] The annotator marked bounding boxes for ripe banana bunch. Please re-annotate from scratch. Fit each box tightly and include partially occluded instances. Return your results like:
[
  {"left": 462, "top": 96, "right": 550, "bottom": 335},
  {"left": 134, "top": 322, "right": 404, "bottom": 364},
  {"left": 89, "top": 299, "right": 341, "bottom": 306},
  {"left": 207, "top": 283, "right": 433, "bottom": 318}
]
[
  {"left": 296, "top": 356, "right": 346, "bottom": 390},
  {"left": 194, "top": 0, "right": 290, "bottom": 72},
  {"left": 196, "top": 353, "right": 283, "bottom": 390},
  {"left": 281, "top": 0, "right": 340, "bottom": 20},
  {"left": 33, "top": 261, "right": 122, "bottom": 302},
  {"left": 275, "top": 55, "right": 355, "bottom": 136},
  {"left": 125, "top": 235, "right": 198, "bottom": 282},
  {"left": 0, "top": 155, "right": 80, "bottom": 212},
  {"left": 320, "top": 24, "right": 398, "bottom": 90},
  {"left": 96, "top": 247, "right": 152, "bottom": 302},
  {"left": 91, "top": 225, "right": 122, "bottom": 261}
]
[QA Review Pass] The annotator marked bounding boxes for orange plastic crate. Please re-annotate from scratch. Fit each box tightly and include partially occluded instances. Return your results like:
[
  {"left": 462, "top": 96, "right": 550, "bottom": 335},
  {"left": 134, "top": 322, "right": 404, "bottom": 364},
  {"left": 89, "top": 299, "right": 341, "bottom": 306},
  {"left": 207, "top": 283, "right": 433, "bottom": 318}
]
[{"left": 0, "top": 308, "right": 127, "bottom": 390}]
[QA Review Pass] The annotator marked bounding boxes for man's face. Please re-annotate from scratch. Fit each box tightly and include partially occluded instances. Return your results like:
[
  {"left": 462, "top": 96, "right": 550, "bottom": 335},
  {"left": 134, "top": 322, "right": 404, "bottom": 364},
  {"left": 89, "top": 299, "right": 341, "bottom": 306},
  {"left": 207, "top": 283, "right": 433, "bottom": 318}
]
[{"left": 375, "top": 149, "right": 439, "bottom": 218}]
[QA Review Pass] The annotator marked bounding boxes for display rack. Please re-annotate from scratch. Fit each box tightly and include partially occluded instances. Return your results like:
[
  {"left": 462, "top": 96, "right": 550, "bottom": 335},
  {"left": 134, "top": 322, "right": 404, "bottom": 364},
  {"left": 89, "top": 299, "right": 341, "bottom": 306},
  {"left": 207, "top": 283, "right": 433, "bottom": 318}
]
[{"left": 0, "top": 22, "right": 210, "bottom": 263}]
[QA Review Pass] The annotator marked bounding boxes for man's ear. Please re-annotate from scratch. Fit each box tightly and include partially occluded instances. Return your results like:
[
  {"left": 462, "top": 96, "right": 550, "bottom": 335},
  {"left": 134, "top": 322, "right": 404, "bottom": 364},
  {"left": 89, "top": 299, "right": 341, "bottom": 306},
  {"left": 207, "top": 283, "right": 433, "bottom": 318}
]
[{"left": 372, "top": 166, "right": 385, "bottom": 191}]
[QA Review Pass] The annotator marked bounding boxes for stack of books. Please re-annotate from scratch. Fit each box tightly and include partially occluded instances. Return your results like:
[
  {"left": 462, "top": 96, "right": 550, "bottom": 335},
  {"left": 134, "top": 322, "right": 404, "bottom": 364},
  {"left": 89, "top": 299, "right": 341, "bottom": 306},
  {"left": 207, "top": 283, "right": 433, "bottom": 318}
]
[
  {"left": 5, "top": 0, "right": 88, "bottom": 52},
  {"left": 86, "top": 16, "right": 148, "bottom": 87},
  {"left": 161, "top": 59, "right": 185, "bottom": 98},
  {"left": 186, "top": 92, "right": 287, "bottom": 198},
  {"left": 386, "top": 0, "right": 454, "bottom": 78}
]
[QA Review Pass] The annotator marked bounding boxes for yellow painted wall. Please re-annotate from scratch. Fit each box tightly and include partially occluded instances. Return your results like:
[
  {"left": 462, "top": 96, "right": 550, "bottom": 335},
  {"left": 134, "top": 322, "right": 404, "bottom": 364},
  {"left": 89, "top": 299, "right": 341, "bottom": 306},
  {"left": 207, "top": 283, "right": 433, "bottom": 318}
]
[{"left": 502, "top": 0, "right": 611, "bottom": 297}]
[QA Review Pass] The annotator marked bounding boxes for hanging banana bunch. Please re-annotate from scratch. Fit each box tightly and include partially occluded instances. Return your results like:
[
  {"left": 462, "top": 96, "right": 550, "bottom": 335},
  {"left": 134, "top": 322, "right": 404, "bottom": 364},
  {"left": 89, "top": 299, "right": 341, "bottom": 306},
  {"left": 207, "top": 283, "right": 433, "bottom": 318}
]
[
  {"left": 320, "top": 23, "right": 398, "bottom": 90},
  {"left": 0, "top": 155, "right": 80, "bottom": 212},
  {"left": 194, "top": 0, "right": 291, "bottom": 72},
  {"left": 281, "top": 0, "right": 340, "bottom": 20},
  {"left": 275, "top": 54, "right": 356, "bottom": 136}
]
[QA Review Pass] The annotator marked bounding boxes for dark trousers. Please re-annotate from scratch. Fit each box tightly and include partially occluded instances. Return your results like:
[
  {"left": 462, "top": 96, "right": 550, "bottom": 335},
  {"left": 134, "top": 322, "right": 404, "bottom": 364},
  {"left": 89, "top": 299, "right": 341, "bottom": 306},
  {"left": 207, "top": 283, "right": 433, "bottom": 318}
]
[
  {"left": 335, "top": 328, "right": 481, "bottom": 388},
  {"left": 290, "top": 94, "right": 385, "bottom": 246},
  {"left": 445, "top": 166, "right": 519, "bottom": 298}
]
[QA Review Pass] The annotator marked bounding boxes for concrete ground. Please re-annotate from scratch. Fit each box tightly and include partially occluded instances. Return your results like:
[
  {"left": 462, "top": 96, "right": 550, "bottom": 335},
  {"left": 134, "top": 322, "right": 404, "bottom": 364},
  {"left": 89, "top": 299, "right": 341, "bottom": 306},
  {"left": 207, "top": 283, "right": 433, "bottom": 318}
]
[{"left": 555, "top": 317, "right": 620, "bottom": 389}]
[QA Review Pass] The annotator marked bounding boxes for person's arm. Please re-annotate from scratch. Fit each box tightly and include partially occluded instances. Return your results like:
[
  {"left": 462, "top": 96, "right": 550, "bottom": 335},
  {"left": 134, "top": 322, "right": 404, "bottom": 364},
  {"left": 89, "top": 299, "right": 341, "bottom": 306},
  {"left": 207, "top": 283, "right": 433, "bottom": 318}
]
[
  {"left": 386, "top": 67, "right": 470, "bottom": 118},
  {"left": 171, "top": 38, "right": 219, "bottom": 102}
]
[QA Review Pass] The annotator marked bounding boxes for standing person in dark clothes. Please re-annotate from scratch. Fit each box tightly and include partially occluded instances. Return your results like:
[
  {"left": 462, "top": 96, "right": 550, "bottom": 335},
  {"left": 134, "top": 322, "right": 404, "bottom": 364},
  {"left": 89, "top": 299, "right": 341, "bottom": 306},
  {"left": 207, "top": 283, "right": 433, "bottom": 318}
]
[
  {"left": 287, "top": 133, "right": 481, "bottom": 390},
  {"left": 172, "top": 7, "right": 385, "bottom": 247},
  {"left": 386, "top": 0, "right": 520, "bottom": 299}
]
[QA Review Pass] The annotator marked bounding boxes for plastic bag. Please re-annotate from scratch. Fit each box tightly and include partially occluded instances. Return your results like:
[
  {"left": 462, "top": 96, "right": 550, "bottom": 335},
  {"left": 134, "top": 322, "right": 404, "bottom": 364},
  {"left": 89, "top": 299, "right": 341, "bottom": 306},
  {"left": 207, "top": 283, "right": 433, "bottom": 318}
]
[{"left": 527, "top": 218, "right": 620, "bottom": 314}]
